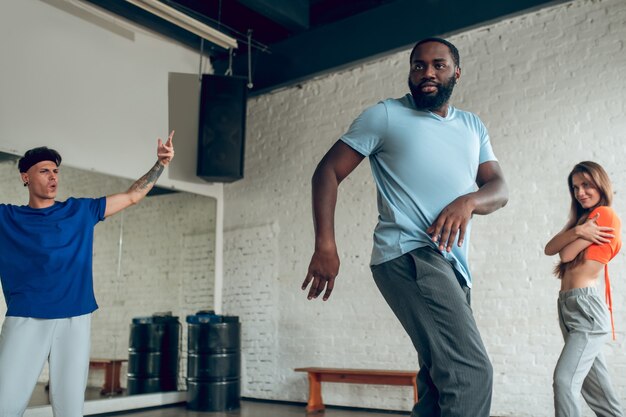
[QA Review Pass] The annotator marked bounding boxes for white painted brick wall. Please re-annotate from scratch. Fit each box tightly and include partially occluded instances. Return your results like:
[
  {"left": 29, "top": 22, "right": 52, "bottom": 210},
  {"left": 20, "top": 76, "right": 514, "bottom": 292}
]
[
  {"left": 0, "top": 161, "right": 216, "bottom": 389},
  {"left": 222, "top": 223, "right": 280, "bottom": 398},
  {"left": 222, "top": 0, "right": 626, "bottom": 415}
]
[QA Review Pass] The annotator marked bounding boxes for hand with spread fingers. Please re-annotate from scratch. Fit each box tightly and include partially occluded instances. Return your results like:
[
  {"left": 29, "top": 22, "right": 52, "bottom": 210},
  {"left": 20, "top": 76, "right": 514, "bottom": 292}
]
[
  {"left": 577, "top": 212, "right": 614, "bottom": 244},
  {"left": 426, "top": 195, "right": 475, "bottom": 252}
]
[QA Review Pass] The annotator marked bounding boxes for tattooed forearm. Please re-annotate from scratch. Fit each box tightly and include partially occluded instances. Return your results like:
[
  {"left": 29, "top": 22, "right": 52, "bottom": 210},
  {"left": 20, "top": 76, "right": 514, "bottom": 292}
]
[{"left": 130, "top": 162, "right": 165, "bottom": 193}]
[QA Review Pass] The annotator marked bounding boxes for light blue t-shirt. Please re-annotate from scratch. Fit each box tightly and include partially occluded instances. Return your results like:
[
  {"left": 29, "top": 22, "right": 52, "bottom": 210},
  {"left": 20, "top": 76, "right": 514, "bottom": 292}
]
[
  {"left": 340, "top": 94, "right": 497, "bottom": 286},
  {"left": 0, "top": 197, "right": 106, "bottom": 318}
]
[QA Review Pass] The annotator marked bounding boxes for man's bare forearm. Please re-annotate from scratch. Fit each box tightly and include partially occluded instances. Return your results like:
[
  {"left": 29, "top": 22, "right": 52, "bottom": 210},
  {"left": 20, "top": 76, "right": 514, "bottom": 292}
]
[
  {"left": 469, "top": 177, "right": 509, "bottom": 215},
  {"left": 310, "top": 141, "right": 364, "bottom": 251},
  {"left": 311, "top": 163, "right": 339, "bottom": 251},
  {"left": 127, "top": 161, "right": 165, "bottom": 202}
]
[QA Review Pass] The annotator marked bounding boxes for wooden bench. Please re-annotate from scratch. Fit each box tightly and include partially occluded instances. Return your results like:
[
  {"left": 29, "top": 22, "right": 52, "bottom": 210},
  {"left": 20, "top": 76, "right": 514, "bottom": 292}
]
[
  {"left": 45, "top": 358, "right": 127, "bottom": 395},
  {"left": 295, "top": 367, "right": 417, "bottom": 413},
  {"left": 89, "top": 358, "right": 128, "bottom": 395}
]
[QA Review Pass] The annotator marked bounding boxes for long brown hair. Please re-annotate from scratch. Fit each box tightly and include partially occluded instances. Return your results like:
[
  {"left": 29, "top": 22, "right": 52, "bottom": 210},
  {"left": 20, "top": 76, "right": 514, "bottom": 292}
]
[{"left": 554, "top": 161, "right": 613, "bottom": 278}]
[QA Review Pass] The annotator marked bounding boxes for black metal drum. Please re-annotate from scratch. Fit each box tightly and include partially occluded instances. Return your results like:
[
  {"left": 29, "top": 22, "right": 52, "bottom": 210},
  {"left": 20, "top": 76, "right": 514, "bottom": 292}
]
[
  {"left": 127, "top": 314, "right": 180, "bottom": 395},
  {"left": 186, "top": 313, "right": 240, "bottom": 411}
]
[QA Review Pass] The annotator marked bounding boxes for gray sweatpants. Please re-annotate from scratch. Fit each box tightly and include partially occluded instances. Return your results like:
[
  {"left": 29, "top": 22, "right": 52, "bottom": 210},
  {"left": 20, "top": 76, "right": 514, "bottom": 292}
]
[
  {"left": 0, "top": 314, "right": 91, "bottom": 417},
  {"left": 371, "top": 246, "right": 493, "bottom": 417},
  {"left": 554, "top": 287, "right": 624, "bottom": 417}
]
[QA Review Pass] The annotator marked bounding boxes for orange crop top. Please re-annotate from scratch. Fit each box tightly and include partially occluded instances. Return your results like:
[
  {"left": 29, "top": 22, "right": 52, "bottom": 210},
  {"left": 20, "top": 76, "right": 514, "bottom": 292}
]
[{"left": 584, "top": 206, "right": 622, "bottom": 339}]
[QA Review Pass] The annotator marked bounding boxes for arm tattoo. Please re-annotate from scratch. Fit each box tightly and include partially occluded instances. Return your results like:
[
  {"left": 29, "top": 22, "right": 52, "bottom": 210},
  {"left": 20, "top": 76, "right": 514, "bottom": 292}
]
[{"left": 131, "top": 162, "right": 165, "bottom": 193}]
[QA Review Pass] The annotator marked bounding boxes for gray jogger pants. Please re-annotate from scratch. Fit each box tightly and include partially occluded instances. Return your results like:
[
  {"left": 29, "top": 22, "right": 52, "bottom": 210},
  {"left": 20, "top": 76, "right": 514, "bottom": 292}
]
[
  {"left": 371, "top": 246, "right": 493, "bottom": 417},
  {"left": 554, "top": 287, "right": 624, "bottom": 417},
  {"left": 0, "top": 314, "right": 91, "bottom": 417}
]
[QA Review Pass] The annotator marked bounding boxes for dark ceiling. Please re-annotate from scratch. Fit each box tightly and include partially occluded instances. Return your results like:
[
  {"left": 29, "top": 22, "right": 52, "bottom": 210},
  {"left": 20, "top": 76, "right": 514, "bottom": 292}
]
[{"left": 85, "top": 0, "right": 564, "bottom": 96}]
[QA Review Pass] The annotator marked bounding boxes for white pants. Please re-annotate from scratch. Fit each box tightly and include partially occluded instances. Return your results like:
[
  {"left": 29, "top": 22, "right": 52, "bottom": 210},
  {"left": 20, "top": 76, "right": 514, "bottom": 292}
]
[
  {"left": 0, "top": 314, "right": 91, "bottom": 417},
  {"left": 554, "top": 287, "right": 624, "bottom": 417}
]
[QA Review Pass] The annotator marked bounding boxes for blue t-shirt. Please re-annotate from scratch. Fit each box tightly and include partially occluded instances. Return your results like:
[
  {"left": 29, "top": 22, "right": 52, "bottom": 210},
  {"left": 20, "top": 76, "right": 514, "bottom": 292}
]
[
  {"left": 340, "top": 94, "right": 497, "bottom": 286},
  {"left": 0, "top": 197, "right": 106, "bottom": 318}
]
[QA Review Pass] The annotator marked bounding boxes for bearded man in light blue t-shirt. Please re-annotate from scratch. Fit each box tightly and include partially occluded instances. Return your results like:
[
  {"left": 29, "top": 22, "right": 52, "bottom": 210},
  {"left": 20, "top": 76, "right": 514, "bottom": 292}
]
[{"left": 302, "top": 38, "right": 508, "bottom": 417}]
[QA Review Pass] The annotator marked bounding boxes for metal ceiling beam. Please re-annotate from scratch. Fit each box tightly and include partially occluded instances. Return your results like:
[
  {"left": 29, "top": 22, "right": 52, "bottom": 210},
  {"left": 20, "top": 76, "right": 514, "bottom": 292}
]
[
  {"left": 126, "top": 0, "right": 237, "bottom": 49},
  {"left": 237, "top": 0, "right": 309, "bottom": 31},
  {"left": 83, "top": 0, "right": 227, "bottom": 55},
  {"left": 214, "top": 0, "right": 568, "bottom": 96}
]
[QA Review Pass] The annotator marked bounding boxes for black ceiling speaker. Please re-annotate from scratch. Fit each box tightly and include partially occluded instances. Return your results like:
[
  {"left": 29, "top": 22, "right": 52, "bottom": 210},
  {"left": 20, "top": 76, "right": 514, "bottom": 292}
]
[{"left": 197, "top": 74, "right": 247, "bottom": 182}]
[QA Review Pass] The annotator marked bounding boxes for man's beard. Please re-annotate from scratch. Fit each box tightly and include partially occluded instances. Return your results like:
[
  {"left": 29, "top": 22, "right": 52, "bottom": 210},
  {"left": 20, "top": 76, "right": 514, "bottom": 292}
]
[{"left": 408, "top": 75, "right": 456, "bottom": 111}]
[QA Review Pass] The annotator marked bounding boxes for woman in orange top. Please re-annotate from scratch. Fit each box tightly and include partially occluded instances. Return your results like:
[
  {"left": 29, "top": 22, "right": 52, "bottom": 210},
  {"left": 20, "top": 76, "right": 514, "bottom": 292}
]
[{"left": 545, "top": 161, "right": 624, "bottom": 417}]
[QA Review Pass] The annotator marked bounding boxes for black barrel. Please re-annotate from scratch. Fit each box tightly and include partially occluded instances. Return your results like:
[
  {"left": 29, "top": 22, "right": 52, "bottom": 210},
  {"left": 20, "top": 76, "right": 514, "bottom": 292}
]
[
  {"left": 127, "top": 314, "right": 181, "bottom": 395},
  {"left": 186, "top": 313, "right": 240, "bottom": 411}
]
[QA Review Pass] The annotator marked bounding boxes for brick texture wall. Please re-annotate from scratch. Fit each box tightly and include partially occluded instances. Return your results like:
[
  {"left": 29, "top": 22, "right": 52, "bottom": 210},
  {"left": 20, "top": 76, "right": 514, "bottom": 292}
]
[{"left": 221, "top": 0, "right": 626, "bottom": 415}]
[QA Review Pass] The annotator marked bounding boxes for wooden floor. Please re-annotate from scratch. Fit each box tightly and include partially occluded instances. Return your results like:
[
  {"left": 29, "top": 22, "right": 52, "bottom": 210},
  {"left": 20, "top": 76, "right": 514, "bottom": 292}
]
[
  {"left": 102, "top": 401, "right": 406, "bottom": 417},
  {"left": 26, "top": 384, "right": 508, "bottom": 416},
  {"left": 27, "top": 384, "right": 406, "bottom": 417}
]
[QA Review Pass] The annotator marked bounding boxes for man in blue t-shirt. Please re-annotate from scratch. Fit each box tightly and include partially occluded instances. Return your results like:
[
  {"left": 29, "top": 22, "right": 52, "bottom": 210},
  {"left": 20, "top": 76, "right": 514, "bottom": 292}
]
[
  {"left": 302, "top": 38, "right": 508, "bottom": 417},
  {"left": 0, "top": 132, "right": 174, "bottom": 417}
]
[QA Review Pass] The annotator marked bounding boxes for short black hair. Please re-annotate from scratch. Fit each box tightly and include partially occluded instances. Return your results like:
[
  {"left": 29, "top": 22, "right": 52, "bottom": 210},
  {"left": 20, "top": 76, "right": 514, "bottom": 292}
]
[
  {"left": 410, "top": 37, "right": 460, "bottom": 68},
  {"left": 18, "top": 147, "right": 62, "bottom": 173}
]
